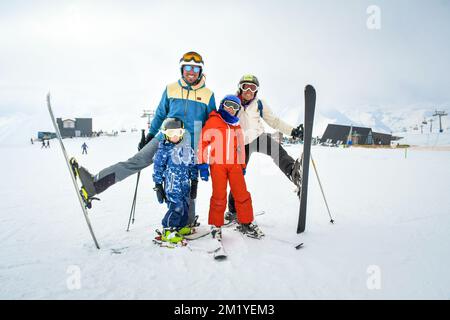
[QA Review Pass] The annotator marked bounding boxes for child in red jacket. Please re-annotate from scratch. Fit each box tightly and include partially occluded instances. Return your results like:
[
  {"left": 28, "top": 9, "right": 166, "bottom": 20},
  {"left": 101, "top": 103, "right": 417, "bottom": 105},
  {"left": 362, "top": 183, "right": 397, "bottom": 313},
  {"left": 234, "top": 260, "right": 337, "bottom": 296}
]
[{"left": 197, "top": 95, "right": 264, "bottom": 240}]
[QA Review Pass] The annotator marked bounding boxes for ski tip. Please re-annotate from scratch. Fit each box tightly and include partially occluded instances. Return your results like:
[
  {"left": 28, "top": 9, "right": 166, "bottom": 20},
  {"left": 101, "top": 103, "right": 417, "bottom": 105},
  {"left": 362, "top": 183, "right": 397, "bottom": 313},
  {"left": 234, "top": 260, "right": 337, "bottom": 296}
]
[
  {"left": 214, "top": 254, "right": 227, "bottom": 261},
  {"left": 305, "top": 84, "right": 315, "bottom": 92},
  {"left": 295, "top": 243, "right": 304, "bottom": 250}
]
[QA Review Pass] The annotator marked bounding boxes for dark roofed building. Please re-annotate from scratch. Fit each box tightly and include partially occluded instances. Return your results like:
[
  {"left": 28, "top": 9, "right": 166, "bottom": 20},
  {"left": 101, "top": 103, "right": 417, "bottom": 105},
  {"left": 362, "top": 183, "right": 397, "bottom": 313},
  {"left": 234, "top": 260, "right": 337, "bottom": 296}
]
[
  {"left": 320, "top": 124, "right": 373, "bottom": 145},
  {"left": 57, "top": 118, "right": 92, "bottom": 138},
  {"left": 321, "top": 124, "right": 393, "bottom": 146},
  {"left": 372, "top": 132, "right": 393, "bottom": 145}
]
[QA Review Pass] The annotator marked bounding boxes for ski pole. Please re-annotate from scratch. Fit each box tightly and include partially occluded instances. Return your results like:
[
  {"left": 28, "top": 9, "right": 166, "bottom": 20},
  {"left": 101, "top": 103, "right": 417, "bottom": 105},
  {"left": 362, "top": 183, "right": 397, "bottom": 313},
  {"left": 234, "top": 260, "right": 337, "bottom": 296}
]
[
  {"left": 310, "top": 154, "right": 335, "bottom": 224},
  {"left": 126, "top": 129, "right": 146, "bottom": 231},
  {"left": 126, "top": 171, "right": 141, "bottom": 231}
]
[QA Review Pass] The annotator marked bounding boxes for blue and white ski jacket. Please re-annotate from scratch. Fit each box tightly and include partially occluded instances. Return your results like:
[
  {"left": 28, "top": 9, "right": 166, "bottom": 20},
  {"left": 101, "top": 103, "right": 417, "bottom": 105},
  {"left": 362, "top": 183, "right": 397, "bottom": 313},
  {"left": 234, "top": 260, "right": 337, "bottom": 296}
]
[
  {"left": 152, "top": 140, "right": 198, "bottom": 202},
  {"left": 149, "top": 76, "right": 216, "bottom": 150}
]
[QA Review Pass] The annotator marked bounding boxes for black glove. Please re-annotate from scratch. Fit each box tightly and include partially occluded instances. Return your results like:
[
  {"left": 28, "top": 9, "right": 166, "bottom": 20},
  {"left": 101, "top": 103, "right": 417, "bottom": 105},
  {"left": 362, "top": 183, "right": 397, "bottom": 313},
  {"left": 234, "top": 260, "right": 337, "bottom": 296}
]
[
  {"left": 153, "top": 183, "right": 166, "bottom": 204},
  {"left": 291, "top": 124, "right": 304, "bottom": 140},
  {"left": 190, "top": 180, "right": 198, "bottom": 199},
  {"left": 138, "top": 132, "right": 154, "bottom": 151}
]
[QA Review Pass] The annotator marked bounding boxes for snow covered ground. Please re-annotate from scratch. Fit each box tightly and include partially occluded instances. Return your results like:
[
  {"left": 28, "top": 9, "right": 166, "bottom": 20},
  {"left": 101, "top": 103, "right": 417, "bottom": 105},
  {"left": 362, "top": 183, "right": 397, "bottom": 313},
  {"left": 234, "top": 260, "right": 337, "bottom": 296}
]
[{"left": 1, "top": 132, "right": 450, "bottom": 299}]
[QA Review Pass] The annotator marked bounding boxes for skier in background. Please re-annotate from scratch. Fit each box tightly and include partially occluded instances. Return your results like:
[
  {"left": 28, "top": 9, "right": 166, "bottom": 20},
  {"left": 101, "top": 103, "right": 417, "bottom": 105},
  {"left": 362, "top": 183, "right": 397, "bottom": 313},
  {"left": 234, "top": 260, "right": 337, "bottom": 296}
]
[
  {"left": 41, "top": 140, "right": 46, "bottom": 149},
  {"left": 46, "top": 140, "right": 50, "bottom": 148},
  {"left": 30, "top": 138, "right": 34, "bottom": 145},
  {"left": 152, "top": 118, "right": 198, "bottom": 244},
  {"left": 82, "top": 142, "right": 88, "bottom": 154},
  {"left": 226, "top": 75, "right": 304, "bottom": 223}
]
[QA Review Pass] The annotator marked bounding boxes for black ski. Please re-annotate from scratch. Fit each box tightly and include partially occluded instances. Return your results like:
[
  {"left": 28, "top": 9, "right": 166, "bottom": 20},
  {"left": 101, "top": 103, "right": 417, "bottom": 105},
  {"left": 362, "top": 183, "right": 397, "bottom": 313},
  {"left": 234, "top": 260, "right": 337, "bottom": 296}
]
[
  {"left": 46, "top": 93, "right": 100, "bottom": 249},
  {"left": 297, "top": 85, "right": 316, "bottom": 234}
]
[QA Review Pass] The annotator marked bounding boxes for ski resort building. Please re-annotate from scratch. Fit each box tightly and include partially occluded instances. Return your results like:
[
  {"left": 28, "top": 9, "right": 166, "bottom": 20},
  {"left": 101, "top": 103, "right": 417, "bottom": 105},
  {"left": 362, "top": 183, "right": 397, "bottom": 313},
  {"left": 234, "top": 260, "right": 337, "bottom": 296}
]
[
  {"left": 320, "top": 124, "right": 393, "bottom": 146},
  {"left": 56, "top": 118, "right": 93, "bottom": 138}
]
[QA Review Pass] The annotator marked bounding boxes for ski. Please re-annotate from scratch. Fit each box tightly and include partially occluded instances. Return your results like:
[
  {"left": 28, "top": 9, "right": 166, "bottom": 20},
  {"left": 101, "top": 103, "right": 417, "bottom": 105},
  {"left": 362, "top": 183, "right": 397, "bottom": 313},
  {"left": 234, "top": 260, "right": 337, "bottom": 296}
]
[
  {"left": 152, "top": 238, "right": 186, "bottom": 249},
  {"left": 224, "top": 210, "right": 266, "bottom": 227},
  {"left": 213, "top": 243, "right": 227, "bottom": 260},
  {"left": 153, "top": 231, "right": 226, "bottom": 259},
  {"left": 211, "top": 227, "right": 227, "bottom": 260},
  {"left": 183, "top": 227, "right": 211, "bottom": 240},
  {"left": 46, "top": 93, "right": 100, "bottom": 249},
  {"left": 297, "top": 85, "right": 316, "bottom": 234}
]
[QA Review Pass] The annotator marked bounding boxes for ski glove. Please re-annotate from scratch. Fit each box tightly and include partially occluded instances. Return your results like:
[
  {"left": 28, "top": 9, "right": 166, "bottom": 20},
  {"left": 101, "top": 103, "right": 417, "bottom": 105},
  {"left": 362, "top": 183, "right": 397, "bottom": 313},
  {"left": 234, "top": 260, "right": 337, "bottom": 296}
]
[
  {"left": 190, "top": 179, "right": 198, "bottom": 199},
  {"left": 291, "top": 124, "right": 304, "bottom": 140},
  {"left": 138, "top": 132, "right": 155, "bottom": 151},
  {"left": 153, "top": 183, "right": 166, "bottom": 204},
  {"left": 198, "top": 163, "right": 210, "bottom": 182},
  {"left": 242, "top": 168, "right": 246, "bottom": 176}
]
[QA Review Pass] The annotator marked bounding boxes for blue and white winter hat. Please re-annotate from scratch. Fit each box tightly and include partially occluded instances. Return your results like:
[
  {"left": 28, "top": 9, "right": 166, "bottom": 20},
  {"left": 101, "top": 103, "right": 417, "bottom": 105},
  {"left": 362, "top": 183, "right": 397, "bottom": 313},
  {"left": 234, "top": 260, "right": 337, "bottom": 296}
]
[{"left": 218, "top": 95, "right": 242, "bottom": 125}]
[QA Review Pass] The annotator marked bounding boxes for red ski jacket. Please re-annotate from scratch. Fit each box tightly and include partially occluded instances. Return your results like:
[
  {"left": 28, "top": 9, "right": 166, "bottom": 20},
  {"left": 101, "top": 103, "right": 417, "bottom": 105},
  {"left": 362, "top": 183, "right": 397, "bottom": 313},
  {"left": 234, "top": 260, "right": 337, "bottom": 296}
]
[{"left": 198, "top": 111, "right": 246, "bottom": 167}]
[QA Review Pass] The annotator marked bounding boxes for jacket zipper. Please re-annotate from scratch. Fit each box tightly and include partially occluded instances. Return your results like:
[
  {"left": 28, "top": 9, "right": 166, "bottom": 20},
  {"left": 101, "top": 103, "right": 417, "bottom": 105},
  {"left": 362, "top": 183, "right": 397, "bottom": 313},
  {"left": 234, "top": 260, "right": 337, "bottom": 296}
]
[{"left": 226, "top": 124, "right": 231, "bottom": 162}]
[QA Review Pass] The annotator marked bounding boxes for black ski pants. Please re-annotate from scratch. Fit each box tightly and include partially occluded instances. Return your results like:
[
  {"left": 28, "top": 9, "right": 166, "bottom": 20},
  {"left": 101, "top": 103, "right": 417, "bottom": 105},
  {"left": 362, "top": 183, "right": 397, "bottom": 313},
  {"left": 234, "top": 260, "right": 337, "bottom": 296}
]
[{"left": 228, "top": 133, "right": 295, "bottom": 213}]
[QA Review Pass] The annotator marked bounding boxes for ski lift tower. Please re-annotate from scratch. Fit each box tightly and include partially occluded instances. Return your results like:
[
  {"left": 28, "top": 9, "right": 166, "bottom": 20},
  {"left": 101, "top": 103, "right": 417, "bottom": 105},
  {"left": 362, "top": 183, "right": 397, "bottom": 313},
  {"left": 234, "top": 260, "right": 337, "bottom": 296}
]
[
  {"left": 433, "top": 110, "right": 448, "bottom": 133},
  {"left": 141, "top": 109, "right": 155, "bottom": 130}
]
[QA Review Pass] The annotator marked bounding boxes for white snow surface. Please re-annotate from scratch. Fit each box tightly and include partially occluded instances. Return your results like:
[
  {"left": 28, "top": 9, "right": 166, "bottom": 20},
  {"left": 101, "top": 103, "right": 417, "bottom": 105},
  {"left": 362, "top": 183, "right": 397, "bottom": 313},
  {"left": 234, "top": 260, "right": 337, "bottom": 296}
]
[{"left": 1, "top": 132, "right": 450, "bottom": 299}]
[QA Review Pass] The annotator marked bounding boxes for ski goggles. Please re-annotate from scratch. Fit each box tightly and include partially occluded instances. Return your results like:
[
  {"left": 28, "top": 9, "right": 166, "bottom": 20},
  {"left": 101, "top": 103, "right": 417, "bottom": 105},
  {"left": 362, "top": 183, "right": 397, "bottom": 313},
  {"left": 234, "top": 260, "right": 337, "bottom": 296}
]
[
  {"left": 162, "top": 128, "right": 185, "bottom": 138},
  {"left": 183, "top": 65, "right": 201, "bottom": 73},
  {"left": 223, "top": 100, "right": 241, "bottom": 111},
  {"left": 180, "top": 52, "right": 203, "bottom": 64},
  {"left": 239, "top": 82, "right": 259, "bottom": 93}
]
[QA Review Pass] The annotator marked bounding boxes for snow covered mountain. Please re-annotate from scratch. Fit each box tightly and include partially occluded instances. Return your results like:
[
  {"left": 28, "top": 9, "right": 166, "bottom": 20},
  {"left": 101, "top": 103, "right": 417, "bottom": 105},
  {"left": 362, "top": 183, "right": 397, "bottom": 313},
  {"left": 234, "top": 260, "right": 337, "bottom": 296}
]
[
  {"left": 318, "top": 107, "right": 450, "bottom": 135},
  {"left": 271, "top": 104, "right": 449, "bottom": 138}
]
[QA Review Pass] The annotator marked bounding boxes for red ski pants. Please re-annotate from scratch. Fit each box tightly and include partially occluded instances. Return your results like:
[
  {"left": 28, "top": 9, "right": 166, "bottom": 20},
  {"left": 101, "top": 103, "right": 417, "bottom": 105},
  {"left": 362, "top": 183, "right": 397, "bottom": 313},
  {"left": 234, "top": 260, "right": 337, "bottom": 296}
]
[{"left": 208, "top": 164, "right": 253, "bottom": 227}]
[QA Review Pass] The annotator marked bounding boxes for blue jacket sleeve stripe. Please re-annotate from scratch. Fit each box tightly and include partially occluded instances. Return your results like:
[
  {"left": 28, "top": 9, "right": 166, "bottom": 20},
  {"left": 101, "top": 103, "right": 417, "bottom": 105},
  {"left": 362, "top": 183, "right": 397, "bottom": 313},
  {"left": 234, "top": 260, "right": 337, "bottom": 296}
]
[
  {"left": 152, "top": 144, "right": 168, "bottom": 184},
  {"left": 208, "top": 93, "right": 217, "bottom": 114}
]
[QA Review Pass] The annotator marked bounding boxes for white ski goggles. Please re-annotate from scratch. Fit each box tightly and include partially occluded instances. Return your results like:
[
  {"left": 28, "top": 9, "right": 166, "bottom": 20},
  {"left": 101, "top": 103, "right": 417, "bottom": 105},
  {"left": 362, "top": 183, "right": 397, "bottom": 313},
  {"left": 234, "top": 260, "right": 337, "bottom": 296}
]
[
  {"left": 239, "top": 82, "right": 259, "bottom": 93},
  {"left": 162, "top": 128, "right": 185, "bottom": 138}
]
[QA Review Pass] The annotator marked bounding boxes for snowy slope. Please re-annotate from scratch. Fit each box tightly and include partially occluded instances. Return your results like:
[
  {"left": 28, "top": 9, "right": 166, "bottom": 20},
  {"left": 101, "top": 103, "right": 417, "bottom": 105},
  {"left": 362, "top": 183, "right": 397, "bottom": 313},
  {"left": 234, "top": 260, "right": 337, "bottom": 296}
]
[
  {"left": 394, "top": 132, "right": 450, "bottom": 147},
  {"left": 0, "top": 133, "right": 450, "bottom": 299}
]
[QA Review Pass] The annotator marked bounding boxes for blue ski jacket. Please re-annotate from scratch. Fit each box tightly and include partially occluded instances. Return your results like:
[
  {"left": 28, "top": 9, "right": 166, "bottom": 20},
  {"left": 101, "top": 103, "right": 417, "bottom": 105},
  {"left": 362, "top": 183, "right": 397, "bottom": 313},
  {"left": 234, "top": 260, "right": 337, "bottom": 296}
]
[{"left": 152, "top": 140, "right": 198, "bottom": 202}]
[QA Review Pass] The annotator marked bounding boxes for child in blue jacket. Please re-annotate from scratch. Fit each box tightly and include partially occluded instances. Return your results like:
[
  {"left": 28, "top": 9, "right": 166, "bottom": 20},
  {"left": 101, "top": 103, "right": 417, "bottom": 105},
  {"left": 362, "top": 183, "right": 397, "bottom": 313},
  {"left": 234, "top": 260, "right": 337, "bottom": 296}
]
[{"left": 152, "top": 118, "right": 198, "bottom": 244}]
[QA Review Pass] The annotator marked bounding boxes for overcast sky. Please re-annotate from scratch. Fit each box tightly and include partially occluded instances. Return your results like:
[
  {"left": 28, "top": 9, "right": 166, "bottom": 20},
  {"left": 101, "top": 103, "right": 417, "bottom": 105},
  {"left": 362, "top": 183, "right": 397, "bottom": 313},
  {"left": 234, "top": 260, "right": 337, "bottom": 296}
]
[{"left": 1, "top": 0, "right": 449, "bottom": 132}]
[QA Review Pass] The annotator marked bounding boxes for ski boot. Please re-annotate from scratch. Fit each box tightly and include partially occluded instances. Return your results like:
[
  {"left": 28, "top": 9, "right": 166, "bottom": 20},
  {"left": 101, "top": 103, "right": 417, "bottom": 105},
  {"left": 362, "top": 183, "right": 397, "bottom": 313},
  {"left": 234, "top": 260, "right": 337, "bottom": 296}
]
[
  {"left": 224, "top": 211, "right": 237, "bottom": 226},
  {"left": 177, "top": 226, "right": 193, "bottom": 236},
  {"left": 289, "top": 157, "right": 303, "bottom": 195},
  {"left": 236, "top": 222, "right": 265, "bottom": 239},
  {"left": 186, "top": 215, "right": 200, "bottom": 228},
  {"left": 211, "top": 226, "right": 222, "bottom": 241},
  {"left": 154, "top": 228, "right": 186, "bottom": 247},
  {"left": 69, "top": 157, "right": 99, "bottom": 209}
]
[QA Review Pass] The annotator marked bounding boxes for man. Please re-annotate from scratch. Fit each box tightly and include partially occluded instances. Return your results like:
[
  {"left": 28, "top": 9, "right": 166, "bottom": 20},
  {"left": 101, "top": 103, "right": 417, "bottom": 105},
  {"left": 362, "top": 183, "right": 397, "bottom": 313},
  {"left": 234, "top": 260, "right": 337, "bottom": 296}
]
[
  {"left": 74, "top": 51, "right": 216, "bottom": 225},
  {"left": 227, "top": 74, "right": 304, "bottom": 219},
  {"left": 82, "top": 142, "right": 88, "bottom": 154}
]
